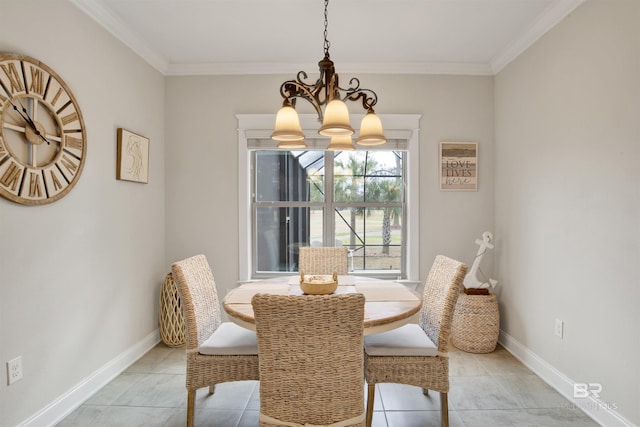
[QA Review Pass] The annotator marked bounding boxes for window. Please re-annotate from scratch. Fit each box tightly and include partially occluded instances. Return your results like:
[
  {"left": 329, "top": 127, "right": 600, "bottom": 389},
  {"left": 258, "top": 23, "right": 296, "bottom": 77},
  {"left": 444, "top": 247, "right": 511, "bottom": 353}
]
[
  {"left": 253, "top": 150, "right": 405, "bottom": 276},
  {"left": 238, "top": 114, "right": 421, "bottom": 281}
]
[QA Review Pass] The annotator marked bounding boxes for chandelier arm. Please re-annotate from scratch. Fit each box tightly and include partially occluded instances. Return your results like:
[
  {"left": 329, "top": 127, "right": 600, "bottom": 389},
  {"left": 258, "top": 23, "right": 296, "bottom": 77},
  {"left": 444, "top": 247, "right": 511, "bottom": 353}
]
[
  {"left": 279, "top": 78, "right": 325, "bottom": 120},
  {"left": 343, "top": 88, "right": 379, "bottom": 111},
  {"left": 336, "top": 76, "right": 379, "bottom": 111},
  {"left": 277, "top": 71, "right": 309, "bottom": 99},
  {"left": 345, "top": 76, "right": 362, "bottom": 91}
]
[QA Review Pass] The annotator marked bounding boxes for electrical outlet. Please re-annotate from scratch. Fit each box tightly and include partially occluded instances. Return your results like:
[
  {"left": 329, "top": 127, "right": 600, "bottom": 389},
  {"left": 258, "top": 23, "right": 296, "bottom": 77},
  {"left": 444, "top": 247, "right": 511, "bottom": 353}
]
[
  {"left": 7, "top": 357, "right": 23, "bottom": 385},
  {"left": 554, "top": 319, "right": 564, "bottom": 339}
]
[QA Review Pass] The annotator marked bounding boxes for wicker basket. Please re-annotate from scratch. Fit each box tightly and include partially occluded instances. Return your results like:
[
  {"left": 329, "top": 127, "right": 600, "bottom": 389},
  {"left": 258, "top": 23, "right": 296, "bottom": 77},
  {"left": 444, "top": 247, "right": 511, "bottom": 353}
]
[
  {"left": 299, "top": 271, "right": 338, "bottom": 295},
  {"left": 451, "top": 292, "right": 499, "bottom": 353},
  {"left": 158, "top": 272, "right": 185, "bottom": 347}
]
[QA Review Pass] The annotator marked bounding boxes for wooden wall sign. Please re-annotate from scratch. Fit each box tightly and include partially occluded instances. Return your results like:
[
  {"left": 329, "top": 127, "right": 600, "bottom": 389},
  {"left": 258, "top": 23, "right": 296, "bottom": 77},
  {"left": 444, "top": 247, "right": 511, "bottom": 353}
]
[{"left": 439, "top": 142, "right": 477, "bottom": 191}]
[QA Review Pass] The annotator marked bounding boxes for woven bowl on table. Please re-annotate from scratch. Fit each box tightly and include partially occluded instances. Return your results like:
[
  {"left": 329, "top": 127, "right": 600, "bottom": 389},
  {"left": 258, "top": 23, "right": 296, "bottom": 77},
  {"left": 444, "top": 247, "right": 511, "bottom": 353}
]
[{"left": 299, "top": 271, "right": 338, "bottom": 295}]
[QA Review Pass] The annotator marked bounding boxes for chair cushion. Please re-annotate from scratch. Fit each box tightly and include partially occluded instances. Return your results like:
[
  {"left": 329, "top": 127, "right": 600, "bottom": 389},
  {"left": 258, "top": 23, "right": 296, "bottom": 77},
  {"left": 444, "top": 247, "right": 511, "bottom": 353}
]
[
  {"left": 198, "top": 322, "right": 258, "bottom": 355},
  {"left": 364, "top": 323, "right": 439, "bottom": 356}
]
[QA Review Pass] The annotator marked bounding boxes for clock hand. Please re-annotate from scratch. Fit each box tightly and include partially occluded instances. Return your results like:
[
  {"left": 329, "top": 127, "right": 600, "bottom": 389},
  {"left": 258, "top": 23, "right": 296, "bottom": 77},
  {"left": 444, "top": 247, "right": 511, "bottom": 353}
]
[
  {"left": 11, "top": 101, "right": 37, "bottom": 128},
  {"left": 0, "top": 84, "right": 39, "bottom": 135},
  {"left": 10, "top": 99, "right": 51, "bottom": 145},
  {"left": 0, "top": 79, "right": 52, "bottom": 146}
]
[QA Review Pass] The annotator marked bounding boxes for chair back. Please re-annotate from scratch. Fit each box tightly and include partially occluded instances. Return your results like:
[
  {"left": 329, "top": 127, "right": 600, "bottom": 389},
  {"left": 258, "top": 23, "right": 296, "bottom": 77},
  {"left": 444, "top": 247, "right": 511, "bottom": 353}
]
[
  {"left": 298, "top": 246, "right": 348, "bottom": 275},
  {"left": 419, "top": 255, "right": 468, "bottom": 353},
  {"left": 171, "top": 254, "right": 223, "bottom": 352},
  {"left": 252, "top": 293, "right": 366, "bottom": 427}
]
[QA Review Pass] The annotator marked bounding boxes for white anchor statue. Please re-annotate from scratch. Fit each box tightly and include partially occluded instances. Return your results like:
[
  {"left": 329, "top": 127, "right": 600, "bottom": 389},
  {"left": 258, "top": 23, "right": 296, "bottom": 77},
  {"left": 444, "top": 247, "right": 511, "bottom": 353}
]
[{"left": 463, "top": 231, "right": 498, "bottom": 289}]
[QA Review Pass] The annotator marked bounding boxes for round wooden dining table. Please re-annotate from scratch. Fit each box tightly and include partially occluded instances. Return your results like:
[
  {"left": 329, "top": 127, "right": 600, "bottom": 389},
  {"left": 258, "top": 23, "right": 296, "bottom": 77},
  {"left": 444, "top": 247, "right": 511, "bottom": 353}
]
[{"left": 223, "top": 275, "right": 422, "bottom": 335}]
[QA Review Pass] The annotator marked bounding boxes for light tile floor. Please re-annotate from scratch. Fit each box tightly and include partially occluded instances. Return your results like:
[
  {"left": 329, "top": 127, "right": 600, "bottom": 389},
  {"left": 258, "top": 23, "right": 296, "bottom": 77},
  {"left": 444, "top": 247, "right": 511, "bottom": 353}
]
[{"left": 57, "top": 343, "right": 599, "bottom": 427}]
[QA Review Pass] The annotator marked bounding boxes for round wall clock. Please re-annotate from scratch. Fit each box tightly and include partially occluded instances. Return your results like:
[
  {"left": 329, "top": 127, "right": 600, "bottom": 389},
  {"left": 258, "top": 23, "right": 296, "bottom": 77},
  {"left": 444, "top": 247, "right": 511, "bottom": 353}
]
[{"left": 0, "top": 53, "right": 86, "bottom": 205}]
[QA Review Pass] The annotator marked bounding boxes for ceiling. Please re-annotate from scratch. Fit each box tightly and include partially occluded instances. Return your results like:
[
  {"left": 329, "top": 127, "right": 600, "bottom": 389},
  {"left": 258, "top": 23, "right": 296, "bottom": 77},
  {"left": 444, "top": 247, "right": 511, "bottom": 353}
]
[{"left": 71, "top": 0, "right": 585, "bottom": 76}]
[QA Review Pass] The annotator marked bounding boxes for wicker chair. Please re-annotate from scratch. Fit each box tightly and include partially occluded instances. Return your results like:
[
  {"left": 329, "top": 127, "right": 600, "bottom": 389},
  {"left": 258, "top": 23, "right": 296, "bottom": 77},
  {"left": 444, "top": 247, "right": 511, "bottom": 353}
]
[
  {"left": 298, "top": 246, "right": 349, "bottom": 275},
  {"left": 363, "top": 255, "right": 467, "bottom": 427},
  {"left": 252, "top": 293, "right": 366, "bottom": 427},
  {"left": 171, "top": 254, "right": 260, "bottom": 427}
]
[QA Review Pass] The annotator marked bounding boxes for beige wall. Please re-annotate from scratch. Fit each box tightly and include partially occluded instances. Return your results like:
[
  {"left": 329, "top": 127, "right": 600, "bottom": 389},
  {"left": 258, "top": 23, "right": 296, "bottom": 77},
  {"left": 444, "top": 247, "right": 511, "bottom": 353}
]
[
  {"left": 494, "top": 0, "right": 639, "bottom": 424},
  {"left": 164, "top": 74, "right": 495, "bottom": 295},
  {"left": 0, "top": 2, "right": 166, "bottom": 426}
]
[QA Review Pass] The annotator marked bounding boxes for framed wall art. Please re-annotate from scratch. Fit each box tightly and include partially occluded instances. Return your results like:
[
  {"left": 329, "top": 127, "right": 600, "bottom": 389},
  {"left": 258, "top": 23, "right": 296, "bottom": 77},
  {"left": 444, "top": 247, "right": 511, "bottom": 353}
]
[
  {"left": 116, "top": 128, "right": 149, "bottom": 183},
  {"left": 439, "top": 142, "right": 477, "bottom": 191}
]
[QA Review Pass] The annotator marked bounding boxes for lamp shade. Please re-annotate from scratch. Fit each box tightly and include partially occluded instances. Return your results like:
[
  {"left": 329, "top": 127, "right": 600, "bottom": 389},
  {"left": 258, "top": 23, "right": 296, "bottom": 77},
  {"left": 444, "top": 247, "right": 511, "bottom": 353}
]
[
  {"left": 277, "top": 139, "right": 307, "bottom": 149},
  {"left": 356, "top": 112, "right": 386, "bottom": 146},
  {"left": 318, "top": 99, "right": 354, "bottom": 137},
  {"left": 271, "top": 105, "right": 305, "bottom": 141},
  {"left": 327, "top": 135, "right": 354, "bottom": 151}
]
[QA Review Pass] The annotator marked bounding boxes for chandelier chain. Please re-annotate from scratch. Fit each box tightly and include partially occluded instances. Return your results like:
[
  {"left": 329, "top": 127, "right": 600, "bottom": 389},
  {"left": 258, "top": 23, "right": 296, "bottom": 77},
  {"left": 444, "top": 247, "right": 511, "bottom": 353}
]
[{"left": 323, "top": 0, "right": 331, "bottom": 56}]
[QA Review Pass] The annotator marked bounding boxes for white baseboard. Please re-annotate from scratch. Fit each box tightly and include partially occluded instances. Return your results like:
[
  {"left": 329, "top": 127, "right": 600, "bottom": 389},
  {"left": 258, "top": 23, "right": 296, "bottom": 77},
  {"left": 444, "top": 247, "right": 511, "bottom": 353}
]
[
  {"left": 498, "top": 330, "right": 636, "bottom": 427},
  {"left": 19, "top": 330, "right": 160, "bottom": 427}
]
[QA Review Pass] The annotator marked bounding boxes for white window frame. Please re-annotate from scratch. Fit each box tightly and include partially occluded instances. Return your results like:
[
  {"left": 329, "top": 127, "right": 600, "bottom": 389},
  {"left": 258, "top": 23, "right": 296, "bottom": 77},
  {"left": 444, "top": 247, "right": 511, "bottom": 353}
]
[{"left": 237, "top": 113, "right": 421, "bottom": 283}]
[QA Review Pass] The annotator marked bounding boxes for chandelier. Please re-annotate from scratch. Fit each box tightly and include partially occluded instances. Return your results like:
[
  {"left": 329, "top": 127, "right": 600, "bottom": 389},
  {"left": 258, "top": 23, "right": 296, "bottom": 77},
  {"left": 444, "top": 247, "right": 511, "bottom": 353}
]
[{"left": 271, "top": 0, "right": 386, "bottom": 150}]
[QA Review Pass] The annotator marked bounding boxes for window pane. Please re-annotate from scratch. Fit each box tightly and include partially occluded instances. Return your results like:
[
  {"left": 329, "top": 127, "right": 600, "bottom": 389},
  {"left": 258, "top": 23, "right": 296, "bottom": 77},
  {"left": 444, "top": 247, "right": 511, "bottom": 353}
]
[
  {"left": 309, "top": 208, "right": 324, "bottom": 246},
  {"left": 336, "top": 207, "right": 402, "bottom": 272},
  {"left": 334, "top": 151, "right": 403, "bottom": 202},
  {"left": 252, "top": 148, "right": 405, "bottom": 277},
  {"left": 255, "top": 151, "right": 325, "bottom": 202},
  {"left": 255, "top": 206, "right": 323, "bottom": 272},
  {"left": 364, "top": 177, "right": 403, "bottom": 203}
]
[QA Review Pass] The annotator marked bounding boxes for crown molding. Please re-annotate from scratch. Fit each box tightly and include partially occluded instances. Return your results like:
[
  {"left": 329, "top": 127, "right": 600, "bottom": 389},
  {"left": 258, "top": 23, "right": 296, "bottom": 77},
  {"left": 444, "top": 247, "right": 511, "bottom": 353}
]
[
  {"left": 165, "top": 61, "right": 495, "bottom": 76},
  {"left": 70, "top": 0, "right": 169, "bottom": 73},
  {"left": 490, "top": 0, "right": 586, "bottom": 74}
]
